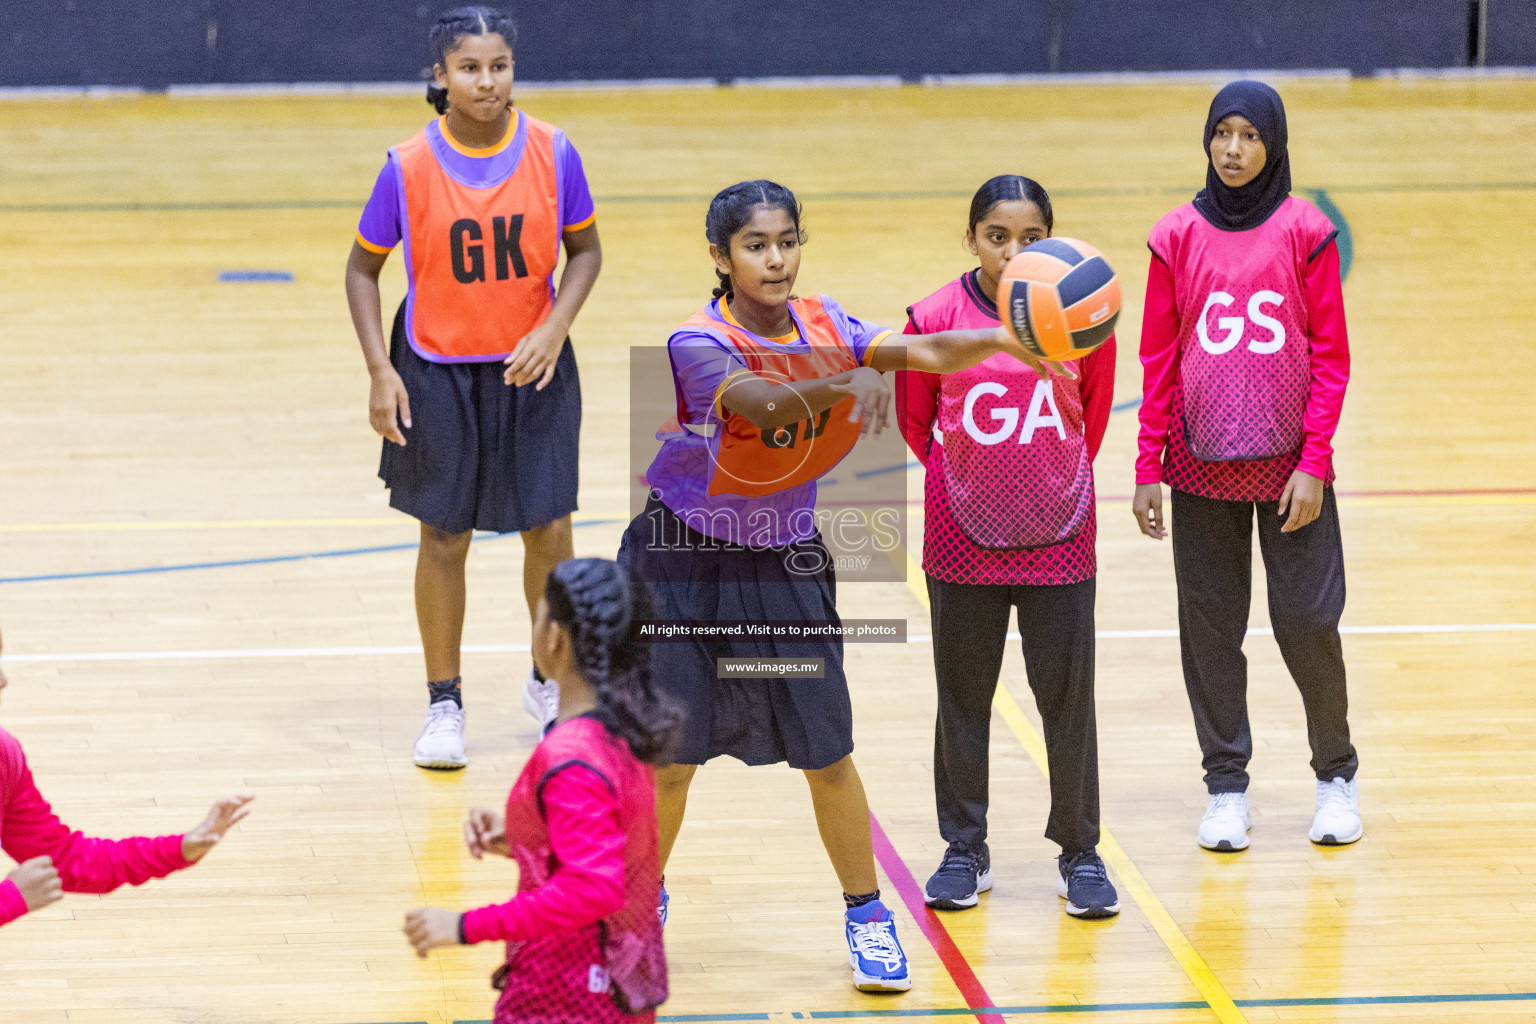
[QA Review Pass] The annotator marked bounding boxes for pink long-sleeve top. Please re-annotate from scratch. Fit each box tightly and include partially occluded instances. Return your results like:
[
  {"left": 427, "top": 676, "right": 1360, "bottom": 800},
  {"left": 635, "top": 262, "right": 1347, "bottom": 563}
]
[
  {"left": 897, "top": 269, "right": 1115, "bottom": 586},
  {"left": 1136, "top": 234, "right": 1350, "bottom": 501},
  {"left": 0, "top": 727, "right": 190, "bottom": 927},
  {"left": 460, "top": 762, "right": 626, "bottom": 944},
  {"left": 459, "top": 716, "right": 663, "bottom": 1022}
]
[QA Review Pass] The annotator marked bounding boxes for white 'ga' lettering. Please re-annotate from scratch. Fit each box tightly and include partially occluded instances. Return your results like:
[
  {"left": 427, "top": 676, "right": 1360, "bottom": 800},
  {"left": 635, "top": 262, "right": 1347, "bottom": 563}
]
[
  {"left": 959, "top": 380, "right": 1065, "bottom": 445},
  {"left": 961, "top": 382, "right": 1016, "bottom": 444}
]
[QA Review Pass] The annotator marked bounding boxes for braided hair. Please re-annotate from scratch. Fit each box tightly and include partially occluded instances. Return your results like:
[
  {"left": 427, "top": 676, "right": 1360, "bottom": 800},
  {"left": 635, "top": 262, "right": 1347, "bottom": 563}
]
[
  {"left": 544, "top": 559, "right": 683, "bottom": 765},
  {"left": 704, "top": 179, "right": 805, "bottom": 299},
  {"left": 425, "top": 6, "right": 518, "bottom": 115}
]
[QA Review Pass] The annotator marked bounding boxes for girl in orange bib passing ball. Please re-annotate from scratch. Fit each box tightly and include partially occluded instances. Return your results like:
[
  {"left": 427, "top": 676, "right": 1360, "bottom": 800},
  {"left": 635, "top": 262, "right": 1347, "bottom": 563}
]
[
  {"left": 345, "top": 7, "right": 602, "bottom": 770},
  {"left": 619, "top": 179, "right": 1051, "bottom": 993}
]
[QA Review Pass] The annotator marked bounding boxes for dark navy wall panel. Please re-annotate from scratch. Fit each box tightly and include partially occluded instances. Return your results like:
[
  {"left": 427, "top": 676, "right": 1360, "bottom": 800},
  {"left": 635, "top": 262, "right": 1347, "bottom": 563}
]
[
  {"left": 3, "top": 0, "right": 208, "bottom": 87},
  {"left": 1054, "top": 0, "right": 1467, "bottom": 74},
  {"left": 0, "top": 0, "right": 1483, "bottom": 88},
  {"left": 1485, "top": 0, "right": 1536, "bottom": 66}
]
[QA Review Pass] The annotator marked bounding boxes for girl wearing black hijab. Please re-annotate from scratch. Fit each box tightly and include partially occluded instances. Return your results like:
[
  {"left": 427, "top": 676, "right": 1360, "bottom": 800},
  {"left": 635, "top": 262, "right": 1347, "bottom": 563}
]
[{"left": 1131, "top": 81, "right": 1360, "bottom": 852}]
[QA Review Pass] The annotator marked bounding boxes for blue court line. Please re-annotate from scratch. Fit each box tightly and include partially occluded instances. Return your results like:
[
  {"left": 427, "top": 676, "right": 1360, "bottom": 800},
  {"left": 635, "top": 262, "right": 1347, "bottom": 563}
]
[
  {"left": 219, "top": 269, "right": 293, "bottom": 282},
  {"left": 441, "top": 990, "right": 1536, "bottom": 1023},
  {"left": 0, "top": 179, "right": 1524, "bottom": 216},
  {"left": 0, "top": 519, "right": 623, "bottom": 584}
]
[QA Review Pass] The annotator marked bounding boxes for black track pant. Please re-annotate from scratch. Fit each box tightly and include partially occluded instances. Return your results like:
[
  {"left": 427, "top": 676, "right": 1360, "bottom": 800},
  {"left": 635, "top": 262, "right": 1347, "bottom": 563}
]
[
  {"left": 1171, "top": 487, "right": 1358, "bottom": 794},
  {"left": 928, "top": 575, "right": 1099, "bottom": 856}
]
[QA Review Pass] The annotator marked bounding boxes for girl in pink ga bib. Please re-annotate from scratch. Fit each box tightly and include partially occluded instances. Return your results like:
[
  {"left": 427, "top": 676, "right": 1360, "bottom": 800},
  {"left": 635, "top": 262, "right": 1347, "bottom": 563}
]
[{"left": 898, "top": 176, "right": 1119, "bottom": 920}]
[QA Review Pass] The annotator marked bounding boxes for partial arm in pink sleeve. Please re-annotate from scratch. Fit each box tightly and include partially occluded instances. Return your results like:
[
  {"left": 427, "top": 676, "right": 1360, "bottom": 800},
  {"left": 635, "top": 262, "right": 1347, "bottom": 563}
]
[
  {"left": 0, "top": 879, "right": 28, "bottom": 926},
  {"left": 895, "top": 316, "right": 941, "bottom": 467},
  {"left": 1, "top": 758, "right": 188, "bottom": 895},
  {"left": 1297, "top": 238, "right": 1350, "bottom": 480},
  {"left": 1136, "top": 253, "right": 1182, "bottom": 485},
  {"left": 461, "top": 764, "right": 625, "bottom": 945},
  {"left": 1078, "top": 335, "right": 1117, "bottom": 461}
]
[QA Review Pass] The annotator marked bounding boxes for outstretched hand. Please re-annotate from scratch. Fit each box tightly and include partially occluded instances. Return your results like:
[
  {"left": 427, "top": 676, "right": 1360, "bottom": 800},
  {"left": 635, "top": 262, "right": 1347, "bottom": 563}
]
[
  {"left": 463, "top": 808, "right": 509, "bottom": 860},
  {"left": 6, "top": 856, "right": 62, "bottom": 911},
  {"left": 992, "top": 326, "right": 1076, "bottom": 381},
  {"left": 182, "top": 795, "right": 255, "bottom": 863},
  {"left": 827, "top": 366, "right": 891, "bottom": 438},
  {"left": 404, "top": 907, "right": 462, "bottom": 957}
]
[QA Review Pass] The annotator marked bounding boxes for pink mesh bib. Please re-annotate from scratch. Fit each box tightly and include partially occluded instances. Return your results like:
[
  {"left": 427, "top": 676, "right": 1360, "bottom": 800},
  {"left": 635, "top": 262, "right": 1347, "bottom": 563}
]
[
  {"left": 912, "top": 278, "right": 1092, "bottom": 550},
  {"left": 1152, "top": 197, "right": 1336, "bottom": 462},
  {"left": 497, "top": 718, "right": 666, "bottom": 1014}
]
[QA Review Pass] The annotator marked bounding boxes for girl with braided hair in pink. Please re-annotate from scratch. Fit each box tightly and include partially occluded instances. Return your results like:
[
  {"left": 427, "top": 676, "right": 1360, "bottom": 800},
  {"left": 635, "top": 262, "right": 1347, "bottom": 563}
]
[{"left": 403, "top": 558, "right": 681, "bottom": 1022}]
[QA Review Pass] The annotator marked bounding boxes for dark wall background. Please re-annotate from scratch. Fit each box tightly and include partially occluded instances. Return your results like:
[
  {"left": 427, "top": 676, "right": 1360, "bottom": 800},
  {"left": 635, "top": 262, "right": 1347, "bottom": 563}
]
[{"left": 2, "top": 0, "right": 1527, "bottom": 89}]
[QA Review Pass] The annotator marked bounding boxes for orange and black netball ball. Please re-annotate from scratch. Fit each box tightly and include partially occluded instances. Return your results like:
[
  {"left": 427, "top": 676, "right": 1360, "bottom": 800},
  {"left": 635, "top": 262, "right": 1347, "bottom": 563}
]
[{"left": 998, "top": 238, "right": 1121, "bottom": 361}]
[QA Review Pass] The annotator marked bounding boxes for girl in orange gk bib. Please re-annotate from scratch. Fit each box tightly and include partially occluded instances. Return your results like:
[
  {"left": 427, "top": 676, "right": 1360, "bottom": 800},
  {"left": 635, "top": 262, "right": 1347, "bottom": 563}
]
[
  {"left": 345, "top": 7, "right": 602, "bottom": 768},
  {"left": 1133, "top": 81, "right": 1359, "bottom": 851}
]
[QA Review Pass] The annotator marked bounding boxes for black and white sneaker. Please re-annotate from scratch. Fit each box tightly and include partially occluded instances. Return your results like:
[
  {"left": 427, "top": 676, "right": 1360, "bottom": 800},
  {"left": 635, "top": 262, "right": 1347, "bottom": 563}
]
[
  {"left": 923, "top": 842, "right": 993, "bottom": 910},
  {"left": 1056, "top": 849, "right": 1120, "bottom": 919}
]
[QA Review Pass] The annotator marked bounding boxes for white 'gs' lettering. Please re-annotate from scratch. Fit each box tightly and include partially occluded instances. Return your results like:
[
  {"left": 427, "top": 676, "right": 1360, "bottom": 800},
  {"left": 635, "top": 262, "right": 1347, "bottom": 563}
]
[
  {"left": 961, "top": 380, "right": 1066, "bottom": 446},
  {"left": 1198, "top": 290, "right": 1286, "bottom": 355}
]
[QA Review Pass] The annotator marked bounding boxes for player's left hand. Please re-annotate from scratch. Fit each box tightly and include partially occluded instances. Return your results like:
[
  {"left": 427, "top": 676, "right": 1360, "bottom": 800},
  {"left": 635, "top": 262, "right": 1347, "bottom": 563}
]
[
  {"left": 1278, "top": 470, "right": 1325, "bottom": 533},
  {"left": 404, "top": 907, "right": 462, "bottom": 957},
  {"left": 992, "top": 326, "right": 1075, "bottom": 381},
  {"left": 503, "top": 321, "right": 566, "bottom": 390},
  {"left": 827, "top": 366, "right": 891, "bottom": 438},
  {"left": 182, "top": 795, "right": 255, "bottom": 862}
]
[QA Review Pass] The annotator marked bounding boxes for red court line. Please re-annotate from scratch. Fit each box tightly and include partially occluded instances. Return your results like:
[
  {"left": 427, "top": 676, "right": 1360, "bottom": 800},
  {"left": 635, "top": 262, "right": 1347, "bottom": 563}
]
[{"left": 868, "top": 814, "right": 1003, "bottom": 1024}]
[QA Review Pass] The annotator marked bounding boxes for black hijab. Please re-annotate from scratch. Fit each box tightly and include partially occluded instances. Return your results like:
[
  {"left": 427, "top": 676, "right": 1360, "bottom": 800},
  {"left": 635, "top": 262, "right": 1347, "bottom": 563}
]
[{"left": 1194, "top": 80, "right": 1291, "bottom": 231}]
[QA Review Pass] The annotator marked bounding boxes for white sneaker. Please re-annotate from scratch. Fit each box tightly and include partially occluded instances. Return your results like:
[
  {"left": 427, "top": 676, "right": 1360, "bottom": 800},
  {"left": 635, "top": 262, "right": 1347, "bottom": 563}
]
[
  {"left": 413, "top": 699, "right": 467, "bottom": 769},
  {"left": 1198, "top": 792, "right": 1250, "bottom": 851},
  {"left": 1309, "top": 777, "right": 1362, "bottom": 845},
  {"left": 520, "top": 667, "right": 560, "bottom": 729}
]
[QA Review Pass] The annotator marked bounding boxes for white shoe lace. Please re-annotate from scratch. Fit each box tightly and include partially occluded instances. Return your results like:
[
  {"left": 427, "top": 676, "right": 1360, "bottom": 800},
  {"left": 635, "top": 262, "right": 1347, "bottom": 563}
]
[
  {"left": 422, "top": 701, "right": 464, "bottom": 738},
  {"left": 1205, "top": 792, "right": 1245, "bottom": 818},
  {"left": 1316, "top": 778, "right": 1355, "bottom": 813},
  {"left": 849, "top": 920, "right": 903, "bottom": 971}
]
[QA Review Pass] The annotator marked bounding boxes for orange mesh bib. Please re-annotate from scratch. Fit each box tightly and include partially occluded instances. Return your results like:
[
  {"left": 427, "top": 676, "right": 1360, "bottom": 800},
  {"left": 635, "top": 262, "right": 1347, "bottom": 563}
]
[
  {"left": 398, "top": 116, "right": 561, "bottom": 360},
  {"left": 677, "top": 297, "right": 865, "bottom": 498}
]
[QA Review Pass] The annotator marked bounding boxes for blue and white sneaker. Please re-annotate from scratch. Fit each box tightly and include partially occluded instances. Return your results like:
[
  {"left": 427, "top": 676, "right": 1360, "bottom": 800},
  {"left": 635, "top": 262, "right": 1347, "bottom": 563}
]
[
  {"left": 1056, "top": 849, "right": 1120, "bottom": 919},
  {"left": 658, "top": 884, "right": 669, "bottom": 928},
  {"left": 844, "top": 900, "right": 911, "bottom": 992}
]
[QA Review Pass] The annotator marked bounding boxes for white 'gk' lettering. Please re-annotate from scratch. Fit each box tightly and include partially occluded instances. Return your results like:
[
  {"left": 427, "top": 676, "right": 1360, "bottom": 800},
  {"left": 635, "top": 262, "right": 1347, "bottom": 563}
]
[{"left": 1197, "top": 290, "right": 1286, "bottom": 355}]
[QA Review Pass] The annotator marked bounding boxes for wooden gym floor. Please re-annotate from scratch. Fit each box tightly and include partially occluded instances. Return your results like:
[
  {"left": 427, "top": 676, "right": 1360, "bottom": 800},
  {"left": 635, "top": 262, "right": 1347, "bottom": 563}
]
[{"left": 1, "top": 77, "right": 1534, "bottom": 1024}]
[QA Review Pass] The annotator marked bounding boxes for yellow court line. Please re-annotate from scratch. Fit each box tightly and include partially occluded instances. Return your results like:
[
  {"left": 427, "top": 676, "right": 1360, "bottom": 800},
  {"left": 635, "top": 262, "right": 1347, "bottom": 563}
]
[
  {"left": 0, "top": 514, "right": 619, "bottom": 533},
  {"left": 898, "top": 550, "right": 1248, "bottom": 1024}
]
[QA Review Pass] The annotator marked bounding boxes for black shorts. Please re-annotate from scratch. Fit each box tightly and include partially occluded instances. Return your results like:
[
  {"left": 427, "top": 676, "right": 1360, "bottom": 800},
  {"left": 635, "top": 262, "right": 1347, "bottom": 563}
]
[
  {"left": 378, "top": 301, "right": 581, "bottom": 535},
  {"left": 618, "top": 495, "right": 853, "bottom": 771}
]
